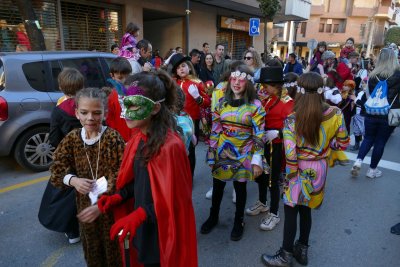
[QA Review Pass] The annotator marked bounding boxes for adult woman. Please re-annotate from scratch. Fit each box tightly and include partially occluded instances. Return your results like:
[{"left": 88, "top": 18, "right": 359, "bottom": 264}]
[
  {"left": 199, "top": 52, "right": 216, "bottom": 85},
  {"left": 351, "top": 48, "right": 400, "bottom": 178},
  {"left": 246, "top": 67, "right": 293, "bottom": 231},
  {"left": 243, "top": 49, "right": 263, "bottom": 82},
  {"left": 201, "top": 65, "right": 266, "bottom": 241},
  {"left": 261, "top": 72, "right": 349, "bottom": 267}
]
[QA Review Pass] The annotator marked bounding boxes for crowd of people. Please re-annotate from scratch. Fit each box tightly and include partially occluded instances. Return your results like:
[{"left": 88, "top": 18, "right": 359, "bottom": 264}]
[{"left": 37, "top": 22, "right": 399, "bottom": 267}]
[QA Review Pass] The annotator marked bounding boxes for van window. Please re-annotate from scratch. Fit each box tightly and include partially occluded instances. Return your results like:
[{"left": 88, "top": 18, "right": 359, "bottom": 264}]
[
  {"left": 60, "top": 58, "right": 105, "bottom": 88},
  {"left": 22, "top": 62, "right": 47, "bottom": 92},
  {"left": 0, "top": 60, "right": 4, "bottom": 90}
]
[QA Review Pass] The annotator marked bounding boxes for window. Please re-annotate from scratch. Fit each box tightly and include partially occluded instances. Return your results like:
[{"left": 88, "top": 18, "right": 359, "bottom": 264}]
[
  {"left": 50, "top": 60, "right": 62, "bottom": 92},
  {"left": 333, "top": 24, "right": 339, "bottom": 33},
  {"left": 22, "top": 62, "right": 47, "bottom": 92},
  {"left": 60, "top": 58, "right": 105, "bottom": 88},
  {"left": 326, "top": 24, "right": 332, "bottom": 33},
  {"left": 319, "top": 23, "right": 325, "bottom": 32},
  {"left": 300, "top": 22, "right": 307, "bottom": 37}
]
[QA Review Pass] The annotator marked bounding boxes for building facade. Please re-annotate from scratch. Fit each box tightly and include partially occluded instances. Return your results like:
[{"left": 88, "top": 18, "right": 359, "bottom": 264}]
[
  {"left": 272, "top": 0, "right": 400, "bottom": 60},
  {"left": 0, "top": 0, "right": 311, "bottom": 60}
]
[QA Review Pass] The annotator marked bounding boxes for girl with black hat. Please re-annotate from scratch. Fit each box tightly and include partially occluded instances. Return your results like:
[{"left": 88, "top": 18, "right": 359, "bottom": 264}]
[
  {"left": 246, "top": 66, "right": 294, "bottom": 232},
  {"left": 170, "top": 53, "right": 211, "bottom": 177}
]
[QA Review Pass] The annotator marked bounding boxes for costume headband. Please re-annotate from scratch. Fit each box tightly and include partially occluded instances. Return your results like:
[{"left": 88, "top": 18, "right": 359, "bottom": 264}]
[
  {"left": 297, "top": 85, "right": 324, "bottom": 95},
  {"left": 283, "top": 81, "right": 297, "bottom": 88},
  {"left": 230, "top": 70, "right": 254, "bottom": 82}
]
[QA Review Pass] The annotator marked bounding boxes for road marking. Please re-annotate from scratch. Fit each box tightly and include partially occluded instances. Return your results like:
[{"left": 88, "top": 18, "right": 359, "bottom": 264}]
[
  {"left": 345, "top": 152, "right": 400, "bottom": 171},
  {"left": 41, "top": 246, "right": 66, "bottom": 267},
  {"left": 0, "top": 176, "right": 49, "bottom": 194}
]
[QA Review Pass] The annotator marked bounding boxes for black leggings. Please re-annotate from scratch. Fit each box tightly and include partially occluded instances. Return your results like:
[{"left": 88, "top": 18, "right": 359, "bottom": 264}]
[
  {"left": 188, "top": 119, "right": 200, "bottom": 178},
  {"left": 255, "top": 142, "right": 282, "bottom": 215},
  {"left": 212, "top": 178, "right": 247, "bottom": 219},
  {"left": 282, "top": 205, "right": 312, "bottom": 252}
]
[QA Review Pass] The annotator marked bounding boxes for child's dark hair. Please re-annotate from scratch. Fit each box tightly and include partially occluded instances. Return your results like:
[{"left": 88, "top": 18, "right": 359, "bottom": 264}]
[
  {"left": 219, "top": 60, "right": 245, "bottom": 83},
  {"left": 75, "top": 87, "right": 108, "bottom": 113},
  {"left": 110, "top": 57, "right": 132, "bottom": 74},
  {"left": 176, "top": 86, "right": 186, "bottom": 113},
  {"left": 58, "top": 67, "right": 84, "bottom": 96},
  {"left": 111, "top": 44, "right": 118, "bottom": 52},
  {"left": 224, "top": 64, "right": 257, "bottom": 104},
  {"left": 124, "top": 70, "right": 177, "bottom": 162},
  {"left": 126, "top": 22, "right": 139, "bottom": 35},
  {"left": 284, "top": 72, "right": 299, "bottom": 99}
]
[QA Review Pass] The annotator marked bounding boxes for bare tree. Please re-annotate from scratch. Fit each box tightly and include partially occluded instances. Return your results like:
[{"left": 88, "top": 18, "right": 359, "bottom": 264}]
[
  {"left": 257, "top": 0, "right": 281, "bottom": 55},
  {"left": 15, "top": 0, "right": 46, "bottom": 51}
]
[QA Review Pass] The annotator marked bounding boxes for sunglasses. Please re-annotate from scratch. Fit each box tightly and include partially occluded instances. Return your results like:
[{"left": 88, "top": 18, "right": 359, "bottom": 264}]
[{"left": 243, "top": 56, "right": 253, "bottom": 60}]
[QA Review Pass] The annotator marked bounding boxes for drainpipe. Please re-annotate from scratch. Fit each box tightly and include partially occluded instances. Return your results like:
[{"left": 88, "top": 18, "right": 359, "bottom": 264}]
[{"left": 185, "top": 0, "right": 190, "bottom": 54}]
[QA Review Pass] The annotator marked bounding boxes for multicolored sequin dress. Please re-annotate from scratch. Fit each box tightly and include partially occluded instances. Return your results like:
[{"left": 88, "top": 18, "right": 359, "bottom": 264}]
[
  {"left": 207, "top": 98, "right": 267, "bottom": 181},
  {"left": 283, "top": 106, "right": 349, "bottom": 209}
]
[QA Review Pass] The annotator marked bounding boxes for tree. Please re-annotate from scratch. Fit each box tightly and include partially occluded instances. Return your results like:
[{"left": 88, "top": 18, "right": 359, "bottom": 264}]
[
  {"left": 384, "top": 27, "right": 400, "bottom": 46},
  {"left": 257, "top": 0, "right": 281, "bottom": 55},
  {"left": 15, "top": 0, "right": 46, "bottom": 51}
]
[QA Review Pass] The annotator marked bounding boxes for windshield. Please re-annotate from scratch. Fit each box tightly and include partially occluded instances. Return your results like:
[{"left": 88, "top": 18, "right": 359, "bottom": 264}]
[{"left": 0, "top": 60, "right": 4, "bottom": 90}]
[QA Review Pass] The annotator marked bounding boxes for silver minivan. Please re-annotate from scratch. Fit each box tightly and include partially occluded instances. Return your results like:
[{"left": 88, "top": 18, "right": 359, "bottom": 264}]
[{"left": 0, "top": 51, "right": 116, "bottom": 171}]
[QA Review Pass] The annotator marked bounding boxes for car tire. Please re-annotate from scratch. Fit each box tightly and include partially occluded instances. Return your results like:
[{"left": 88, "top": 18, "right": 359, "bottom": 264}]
[{"left": 14, "top": 126, "right": 55, "bottom": 172}]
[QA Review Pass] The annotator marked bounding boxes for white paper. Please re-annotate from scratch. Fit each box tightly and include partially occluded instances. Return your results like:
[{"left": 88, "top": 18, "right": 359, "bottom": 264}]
[{"left": 89, "top": 176, "right": 108, "bottom": 205}]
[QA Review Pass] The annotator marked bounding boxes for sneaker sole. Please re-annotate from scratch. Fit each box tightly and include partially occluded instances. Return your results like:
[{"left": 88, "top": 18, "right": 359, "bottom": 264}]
[
  {"left": 260, "top": 220, "right": 280, "bottom": 231},
  {"left": 351, "top": 166, "right": 360, "bottom": 177},
  {"left": 245, "top": 208, "right": 269, "bottom": 216}
]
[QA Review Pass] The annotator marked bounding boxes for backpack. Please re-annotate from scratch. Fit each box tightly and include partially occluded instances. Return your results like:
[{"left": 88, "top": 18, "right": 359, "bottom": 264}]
[{"left": 364, "top": 77, "right": 390, "bottom": 115}]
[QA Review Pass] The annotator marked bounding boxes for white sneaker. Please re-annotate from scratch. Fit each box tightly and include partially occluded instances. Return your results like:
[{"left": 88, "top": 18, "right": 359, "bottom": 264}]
[
  {"left": 205, "top": 187, "right": 213, "bottom": 199},
  {"left": 232, "top": 189, "right": 236, "bottom": 203},
  {"left": 351, "top": 159, "right": 362, "bottom": 177},
  {"left": 260, "top": 213, "right": 280, "bottom": 231},
  {"left": 245, "top": 200, "right": 269, "bottom": 216},
  {"left": 366, "top": 168, "right": 382, "bottom": 179},
  {"left": 65, "top": 233, "right": 80, "bottom": 244}
]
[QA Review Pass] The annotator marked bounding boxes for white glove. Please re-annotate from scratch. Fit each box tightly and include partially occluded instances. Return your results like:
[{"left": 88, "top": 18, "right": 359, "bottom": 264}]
[
  {"left": 266, "top": 130, "right": 279, "bottom": 143},
  {"left": 188, "top": 84, "right": 200, "bottom": 99},
  {"left": 356, "top": 91, "right": 364, "bottom": 102}
]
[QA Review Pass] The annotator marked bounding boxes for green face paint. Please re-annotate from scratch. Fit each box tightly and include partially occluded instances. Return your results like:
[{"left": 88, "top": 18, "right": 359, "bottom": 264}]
[{"left": 123, "top": 95, "right": 155, "bottom": 121}]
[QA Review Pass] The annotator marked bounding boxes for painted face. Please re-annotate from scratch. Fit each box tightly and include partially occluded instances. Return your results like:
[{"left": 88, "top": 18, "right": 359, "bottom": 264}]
[
  {"left": 123, "top": 95, "right": 155, "bottom": 121},
  {"left": 76, "top": 97, "right": 104, "bottom": 134},
  {"left": 177, "top": 62, "right": 190, "bottom": 78},
  {"left": 205, "top": 55, "right": 213, "bottom": 66}
]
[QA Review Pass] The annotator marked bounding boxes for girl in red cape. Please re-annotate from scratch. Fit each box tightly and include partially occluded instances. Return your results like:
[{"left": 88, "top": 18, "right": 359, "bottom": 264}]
[{"left": 97, "top": 70, "right": 198, "bottom": 267}]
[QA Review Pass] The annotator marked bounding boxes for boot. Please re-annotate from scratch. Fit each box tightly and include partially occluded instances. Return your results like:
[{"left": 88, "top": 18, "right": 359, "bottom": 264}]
[
  {"left": 200, "top": 208, "right": 219, "bottom": 234},
  {"left": 293, "top": 240, "right": 309, "bottom": 266},
  {"left": 350, "top": 141, "right": 360, "bottom": 151},
  {"left": 261, "top": 248, "right": 293, "bottom": 267},
  {"left": 230, "top": 216, "right": 245, "bottom": 241}
]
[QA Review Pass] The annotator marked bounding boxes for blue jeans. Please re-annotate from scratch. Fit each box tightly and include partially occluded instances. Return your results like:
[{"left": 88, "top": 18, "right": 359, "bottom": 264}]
[{"left": 357, "top": 116, "right": 395, "bottom": 168}]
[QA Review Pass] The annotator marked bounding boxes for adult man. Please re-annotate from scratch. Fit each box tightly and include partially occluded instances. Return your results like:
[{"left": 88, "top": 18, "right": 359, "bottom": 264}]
[
  {"left": 130, "top": 39, "right": 153, "bottom": 74},
  {"left": 283, "top": 53, "right": 303, "bottom": 75},
  {"left": 199, "top": 42, "right": 210, "bottom": 66},
  {"left": 213, "top": 43, "right": 229, "bottom": 83},
  {"left": 190, "top": 48, "right": 201, "bottom": 76}
]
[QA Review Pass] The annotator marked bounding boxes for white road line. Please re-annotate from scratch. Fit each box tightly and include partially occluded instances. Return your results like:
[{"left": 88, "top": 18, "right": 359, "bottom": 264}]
[{"left": 345, "top": 151, "right": 400, "bottom": 172}]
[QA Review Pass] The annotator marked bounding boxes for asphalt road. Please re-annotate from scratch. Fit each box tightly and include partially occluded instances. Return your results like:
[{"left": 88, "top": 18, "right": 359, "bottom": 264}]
[{"left": 0, "top": 130, "right": 399, "bottom": 267}]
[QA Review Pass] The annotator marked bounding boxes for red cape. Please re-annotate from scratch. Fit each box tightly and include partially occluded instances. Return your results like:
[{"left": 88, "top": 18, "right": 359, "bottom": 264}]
[{"left": 114, "top": 129, "right": 198, "bottom": 267}]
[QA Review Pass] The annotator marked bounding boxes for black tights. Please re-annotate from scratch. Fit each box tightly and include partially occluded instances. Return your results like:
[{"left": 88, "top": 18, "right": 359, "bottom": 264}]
[
  {"left": 255, "top": 142, "right": 282, "bottom": 215},
  {"left": 188, "top": 119, "right": 200, "bottom": 178},
  {"left": 282, "top": 205, "right": 312, "bottom": 252},
  {"left": 211, "top": 178, "right": 247, "bottom": 219}
]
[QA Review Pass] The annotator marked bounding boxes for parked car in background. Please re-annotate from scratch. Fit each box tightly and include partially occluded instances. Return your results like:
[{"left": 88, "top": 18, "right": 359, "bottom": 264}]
[{"left": 0, "top": 51, "right": 117, "bottom": 172}]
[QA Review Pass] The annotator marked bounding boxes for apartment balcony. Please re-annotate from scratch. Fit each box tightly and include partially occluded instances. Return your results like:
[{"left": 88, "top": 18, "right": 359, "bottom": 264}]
[{"left": 375, "top": 5, "right": 395, "bottom": 20}]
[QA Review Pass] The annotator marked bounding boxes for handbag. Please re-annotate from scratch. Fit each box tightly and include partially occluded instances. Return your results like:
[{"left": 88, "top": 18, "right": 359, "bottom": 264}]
[
  {"left": 38, "top": 180, "right": 78, "bottom": 233},
  {"left": 388, "top": 94, "right": 400, "bottom": 127}
]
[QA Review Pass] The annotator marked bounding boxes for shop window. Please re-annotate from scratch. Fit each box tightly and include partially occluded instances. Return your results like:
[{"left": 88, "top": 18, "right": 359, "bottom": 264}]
[{"left": 216, "top": 30, "right": 251, "bottom": 60}]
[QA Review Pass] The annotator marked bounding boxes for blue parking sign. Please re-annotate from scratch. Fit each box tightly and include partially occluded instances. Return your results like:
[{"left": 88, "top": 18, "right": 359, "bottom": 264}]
[{"left": 249, "top": 18, "right": 260, "bottom": 36}]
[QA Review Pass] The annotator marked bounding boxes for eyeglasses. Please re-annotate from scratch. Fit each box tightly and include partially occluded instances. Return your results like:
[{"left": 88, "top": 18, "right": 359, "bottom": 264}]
[{"left": 243, "top": 57, "right": 253, "bottom": 60}]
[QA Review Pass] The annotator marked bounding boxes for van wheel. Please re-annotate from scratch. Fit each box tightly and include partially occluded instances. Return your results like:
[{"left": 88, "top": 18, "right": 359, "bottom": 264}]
[{"left": 14, "top": 126, "right": 55, "bottom": 172}]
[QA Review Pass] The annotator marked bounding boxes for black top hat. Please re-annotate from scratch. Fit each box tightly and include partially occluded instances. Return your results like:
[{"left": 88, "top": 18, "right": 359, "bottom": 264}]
[
  {"left": 170, "top": 53, "right": 191, "bottom": 73},
  {"left": 259, "top": 66, "right": 284, "bottom": 83}
]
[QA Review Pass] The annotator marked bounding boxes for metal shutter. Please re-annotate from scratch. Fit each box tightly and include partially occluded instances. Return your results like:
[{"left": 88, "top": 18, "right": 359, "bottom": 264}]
[
  {"left": 61, "top": 0, "right": 123, "bottom": 52},
  {"left": 216, "top": 29, "right": 252, "bottom": 60}
]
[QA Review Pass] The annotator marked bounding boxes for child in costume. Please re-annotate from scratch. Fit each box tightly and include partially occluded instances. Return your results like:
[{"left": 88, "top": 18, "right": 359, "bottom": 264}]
[
  {"left": 261, "top": 72, "right": 349, "bottom": 267},
  {"left": 105, "top": 57, "right": 135, "bottom": 142},
  {"left": 50, "top": 87, "right": 125, "bottom": 267},
  {"left": 97, "top": 71, "right": 198, "bottom": 267},
  {"left": 170, "top": 53, "right": 211, "bottom": 177},
  {"left": 176, "top": 86, "right": 196, "bottom": 154},
  {"left": 40, "top": 68, "right": 84, "bottom": 244},
  {"left": 119, "top": 22, "right": 140, "bottom": 61},
  {"left": 201, "top": 65, "right": 267, "bottom": 241},
  {"left": 340, "top": 37, "right": 355, "bottom": 65}
]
